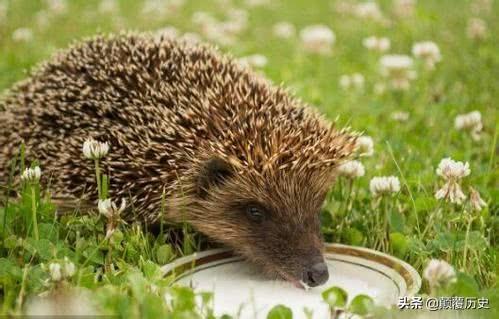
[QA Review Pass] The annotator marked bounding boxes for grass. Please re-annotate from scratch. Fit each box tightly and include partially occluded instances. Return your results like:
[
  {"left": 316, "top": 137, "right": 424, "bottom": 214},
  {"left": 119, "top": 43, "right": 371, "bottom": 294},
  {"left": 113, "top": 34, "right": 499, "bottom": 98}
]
[{"left": 0, "top": 0, "right": 498, "bottom": 318}]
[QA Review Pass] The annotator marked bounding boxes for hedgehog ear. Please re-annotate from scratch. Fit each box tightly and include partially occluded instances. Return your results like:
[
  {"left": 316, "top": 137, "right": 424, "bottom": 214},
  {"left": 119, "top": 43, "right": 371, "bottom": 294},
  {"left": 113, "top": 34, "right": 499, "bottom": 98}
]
[{"left": 196, "top": 157, "right": 234, "bottom": 198}]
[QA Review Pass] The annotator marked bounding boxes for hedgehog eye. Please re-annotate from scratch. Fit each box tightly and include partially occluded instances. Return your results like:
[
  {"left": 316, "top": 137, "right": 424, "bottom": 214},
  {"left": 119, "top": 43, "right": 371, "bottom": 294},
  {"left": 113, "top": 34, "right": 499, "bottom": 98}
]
[{"left": 245, "top": 205, "right": 265, "bottom": 223}]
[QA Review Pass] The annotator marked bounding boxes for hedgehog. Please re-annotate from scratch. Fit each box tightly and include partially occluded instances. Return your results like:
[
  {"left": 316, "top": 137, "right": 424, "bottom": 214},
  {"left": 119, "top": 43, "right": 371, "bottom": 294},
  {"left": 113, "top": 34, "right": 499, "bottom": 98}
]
[{"left": 0, "top": 33, "right": 356, "bottom": 288}]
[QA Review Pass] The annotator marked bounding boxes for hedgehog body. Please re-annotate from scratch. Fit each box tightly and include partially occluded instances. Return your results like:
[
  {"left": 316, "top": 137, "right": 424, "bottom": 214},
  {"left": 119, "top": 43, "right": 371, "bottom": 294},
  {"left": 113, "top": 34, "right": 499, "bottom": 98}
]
[{"left": 0, "top": 33, "right": 355, "bottom": 287}]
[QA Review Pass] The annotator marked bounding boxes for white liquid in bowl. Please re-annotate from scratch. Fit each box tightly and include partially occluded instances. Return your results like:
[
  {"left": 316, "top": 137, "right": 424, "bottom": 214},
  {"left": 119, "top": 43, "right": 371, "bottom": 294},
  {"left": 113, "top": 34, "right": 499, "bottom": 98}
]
[{"left": 175, "top": 256, "right": 404, "bottom": 319}]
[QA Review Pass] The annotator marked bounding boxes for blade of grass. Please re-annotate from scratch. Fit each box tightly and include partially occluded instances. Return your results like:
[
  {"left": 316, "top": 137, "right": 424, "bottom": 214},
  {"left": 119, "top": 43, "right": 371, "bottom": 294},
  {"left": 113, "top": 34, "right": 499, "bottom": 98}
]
[{"left": 386, "top": 141, "right": 421, "bottom": 236}]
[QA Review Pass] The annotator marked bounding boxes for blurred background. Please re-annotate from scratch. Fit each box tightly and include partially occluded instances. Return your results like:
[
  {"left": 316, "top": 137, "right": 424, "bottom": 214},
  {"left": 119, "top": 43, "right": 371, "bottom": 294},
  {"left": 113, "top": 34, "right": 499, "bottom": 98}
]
[{"left": 1, "top": 0, "right": 497, "bottom": 188}]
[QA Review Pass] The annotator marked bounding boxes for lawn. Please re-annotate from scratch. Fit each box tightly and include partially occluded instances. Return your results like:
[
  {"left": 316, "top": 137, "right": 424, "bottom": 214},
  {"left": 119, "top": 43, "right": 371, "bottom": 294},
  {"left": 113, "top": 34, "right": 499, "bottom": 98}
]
[{"left": 0, "top": 0, "right": 497, "bottom": 318}]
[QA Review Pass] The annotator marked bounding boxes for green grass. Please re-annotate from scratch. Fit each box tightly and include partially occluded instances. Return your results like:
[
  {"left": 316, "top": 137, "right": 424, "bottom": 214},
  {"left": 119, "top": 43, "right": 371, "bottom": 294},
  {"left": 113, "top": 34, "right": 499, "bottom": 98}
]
[{"left": 0, "top": 0, "right": 498, "bottom": 318}]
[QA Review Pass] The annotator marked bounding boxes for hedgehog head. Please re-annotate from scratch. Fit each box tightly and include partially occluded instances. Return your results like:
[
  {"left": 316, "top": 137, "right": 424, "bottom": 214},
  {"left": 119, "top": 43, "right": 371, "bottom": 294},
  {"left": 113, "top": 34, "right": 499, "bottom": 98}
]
[{"left": 184, "top": 118, "right": 356, "bottom": 288}]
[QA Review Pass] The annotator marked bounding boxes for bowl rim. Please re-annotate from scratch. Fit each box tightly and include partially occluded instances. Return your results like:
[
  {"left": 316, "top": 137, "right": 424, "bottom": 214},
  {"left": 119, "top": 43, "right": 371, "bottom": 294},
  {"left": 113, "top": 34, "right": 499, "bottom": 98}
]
[
  {"left": 324, "top": 243, "right": 421, "bottom": 296},
  {"left": 161, "top": 243, "right": 421, "bottom": 297}
]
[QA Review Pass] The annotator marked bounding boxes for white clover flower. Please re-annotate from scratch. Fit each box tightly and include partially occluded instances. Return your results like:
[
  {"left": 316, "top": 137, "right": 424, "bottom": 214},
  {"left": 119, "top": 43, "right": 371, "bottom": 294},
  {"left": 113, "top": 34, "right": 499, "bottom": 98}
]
[
  {"left": 191, "top": 9, "right": 248, "bottom": 46},
  {"left": 355, "top": 136, "right": 374, "bottom": 157},
  {"left": 191, "top": 11, "right": 215, "bottom": 27},
  {"left": 436, "top": 158, "right": 470, "bottom": 181},
  {"left": 154, "top": 26, "right": 179, "bottom": 40},
  {"left": 337, "top": 160, "right": 365, "bottom": 178},
  {"left": 82, "top": 138, "right": 109, "bottom": 160},
  {"left": 393, "top": 0, "right": 416, "bottom": 18},
  {"left": 98, "top": 0, "right": 118, "bottom": 14},
  {"left": 99, "top": 198, "right": 127, "bottom": 239},
  {"left": 12, "top": 28, "right": 34, "bottom": 42},
  {"left": 226, "top": 8, "right": 248, "bottom": 30},
  {"left": 21, "top": 167, "right": 42, "bottom": 184},
  {"left": 339, "top": 73, "right": 364, "bottom": 90},
  {"left": 370, "top": 176, "right": 401, "bottom": 196},
  {"left": 47, "top": 258, "right": 76, "bottom": 282},
  {"left": 64, "top": 262, "right": 76, "bottom": 278},
  {"left": 48, "top": 263, "right": 62, "bottom": 282},
  {"left": 63, "top": 257, "right": 76, "bottom": 278},
  {"left": 435, "top": 182, "right": 466, "bottom": 204},
  {"left": 381, "top": 55, "right": 414, "bottom": 72},
  {"left": 300, "top": 25, "right": 335, "bottom": 55},
  {"left": 454, "top": 111, "right": 482, "bottom": 130},
  {"left": 180, "top": 32, "right": 202, "bottom": 45},
  {"left": 467, "top": 18, "right": 487, "bottom": 40},
  {"left": 245, "top": 0, "right": 270, "bottom": 7},
  {"left": 380, "top": 54, "right": 416, "bottom": 90},
  {"left": 97, "top": 198, "right": 112, "bottom": 217},
  {"left": 45, "top": 0, "right": 67, "bottom": 15},
  {"left": 412, "top": 41, "right": 441, "bottom": 70},
  {"left": 354, "top": 1, "right": 383, "bottom": 21},
  {"left": 223, "top": 19, "right": 245, "bottom": 35},
  {"left": 205, "top": 22, "right": 242, "bottom": 45},
  {"left": 238, "top": 54, "right": 268, "bottom": 69},
  {"left": 390, "top": 111, "right": 410, "bottom": 122},
  {"left": 469, "top": 187, "right": 487, "bottom": 211},
  {"left": 203, "top": 23, "right": 236, "bottom": 46},
  {"left": 423, "top": 259, "right": 456, "bottom": 288},
  {"left": 98, "top": 198, "right": 126, "bottom": 219},
  {"left": 351, "top": 73, "right": 364, "bottom": 87},
  {"left": 454, "top": 111, "right": 483, "bottom": 140},
  {"left": 334, "top": 1, "right": 355, "bottom": 14},
  {"left": 198, "top": 10, "right": 247, "bottom": 46},
  {"left": 272, "top": 22, "right": 296, "bottom": 39},
  {"left": 35, "top": 10, "right": 51, "bottom": 28},
  {"left": 142, "top": 0, "right": 185, "bottom": 17},
  {"left": 362, "top": 36, "right": 390, "bottom": 53},
  {"left": 435, "top": 158, "right": 470, "bottom": 204}
]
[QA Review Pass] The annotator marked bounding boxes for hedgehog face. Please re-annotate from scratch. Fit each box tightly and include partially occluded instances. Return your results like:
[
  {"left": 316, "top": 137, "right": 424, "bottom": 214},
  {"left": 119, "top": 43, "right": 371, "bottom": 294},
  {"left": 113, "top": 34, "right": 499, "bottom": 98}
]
[{"left": 193, "top": 157, "right": 332, "bottom": 288}]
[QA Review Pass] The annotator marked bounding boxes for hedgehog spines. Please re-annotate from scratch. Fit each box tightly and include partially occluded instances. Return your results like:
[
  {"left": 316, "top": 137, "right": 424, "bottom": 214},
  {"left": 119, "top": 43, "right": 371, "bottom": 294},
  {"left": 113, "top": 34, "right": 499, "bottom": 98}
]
[{"left": 0, "top": 32, "right": 356, "bottom": 223}]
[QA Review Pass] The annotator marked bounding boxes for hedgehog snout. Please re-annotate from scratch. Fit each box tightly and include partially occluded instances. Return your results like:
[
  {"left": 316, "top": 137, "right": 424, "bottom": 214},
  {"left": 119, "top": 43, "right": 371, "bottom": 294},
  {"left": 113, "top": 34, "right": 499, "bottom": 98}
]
[{"left": 302, "top": 258, "right": 329, "bottom": 287}]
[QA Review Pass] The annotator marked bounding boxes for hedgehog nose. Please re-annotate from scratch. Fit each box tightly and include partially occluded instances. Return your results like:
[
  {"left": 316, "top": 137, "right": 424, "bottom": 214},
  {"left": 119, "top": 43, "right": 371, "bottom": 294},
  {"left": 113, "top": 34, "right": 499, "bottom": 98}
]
[{"left": 303, "top": 262, "right": 329, "bottom": 287}]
